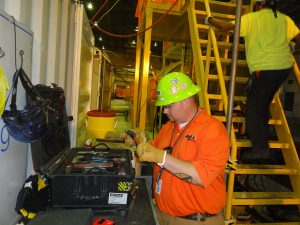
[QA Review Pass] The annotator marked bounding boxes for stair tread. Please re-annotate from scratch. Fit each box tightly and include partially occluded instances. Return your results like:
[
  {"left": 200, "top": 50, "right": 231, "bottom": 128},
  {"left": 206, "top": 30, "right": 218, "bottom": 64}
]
[
  {"left": 199, "top": 39, "right": 245, "bottom": 51},
  {"left": 207, "top": 94, "right": 247, "bottom": 102},
  {"left": 233, "top": 164, "right": 299, "bottom": 175},
  {"left": 207, "top": 91, "right": 276, "bottom": 104},
  {"left": 213, "top": 115, "right": 245, "bottom": 123},
  {"left": 213, "top": 115, "right": 282, "bottom": 125},
  {"left": 236, "top": 139, "right": 289, "bottom": 148},
  {"left": 201, "top": 56, "right": 247, "bottom": 65},
  {"left": 208, "top": 74, "right": 248, "bottom": 83},
  {"left": 197, "top": 24, "right": 231, "bottom": 35},
  {"left": 232, "top": 192, "right": 300, "bottom": 205},
  {"left": 195, "top": 10, "right": 236, "bottom": 20},
  {"left": 236, "top": 222, "right": 300, "bottom": 225},
  {"left": 233, "top": 192, "right": 300, "bottom": 199},
  {"left": 196, "top": 0, "right": 249, "bottom": 9}
]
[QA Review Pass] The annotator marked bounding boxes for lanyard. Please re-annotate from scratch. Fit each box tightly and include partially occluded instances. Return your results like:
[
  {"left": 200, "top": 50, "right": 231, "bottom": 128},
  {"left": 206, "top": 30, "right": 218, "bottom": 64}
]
[{"left": 156, "top": 109, "right": 199, "bottom": 182}]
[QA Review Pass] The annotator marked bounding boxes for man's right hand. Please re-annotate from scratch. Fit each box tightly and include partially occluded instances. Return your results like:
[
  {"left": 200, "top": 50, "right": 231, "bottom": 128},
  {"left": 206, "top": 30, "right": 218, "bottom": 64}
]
[
  {"left": 124, "top": 130, "right": 137, "bottom": 147},
  {"left": 124, "top": 130, "right": 147, "bottom": 147}
]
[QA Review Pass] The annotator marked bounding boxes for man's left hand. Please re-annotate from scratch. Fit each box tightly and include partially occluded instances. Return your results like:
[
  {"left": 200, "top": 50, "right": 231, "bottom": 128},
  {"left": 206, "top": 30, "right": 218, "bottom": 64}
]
[{"left": 136, "top": 143, "right": 165, "bottom": 164}]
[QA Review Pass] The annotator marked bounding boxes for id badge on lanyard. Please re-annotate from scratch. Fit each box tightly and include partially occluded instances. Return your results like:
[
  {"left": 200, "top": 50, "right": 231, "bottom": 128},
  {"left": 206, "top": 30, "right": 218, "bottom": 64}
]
[{"left": 155, "top": 179, "right": 162, "bottom": 195}]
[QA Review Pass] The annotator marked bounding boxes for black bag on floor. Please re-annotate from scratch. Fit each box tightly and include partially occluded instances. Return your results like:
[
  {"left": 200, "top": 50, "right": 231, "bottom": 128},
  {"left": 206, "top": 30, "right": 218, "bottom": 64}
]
[
  {"left": 15, "top": 175, "right": 49, "bottom": 224},
  {"left": 30, "top": 84, "right": 70, "bottom": 172}
]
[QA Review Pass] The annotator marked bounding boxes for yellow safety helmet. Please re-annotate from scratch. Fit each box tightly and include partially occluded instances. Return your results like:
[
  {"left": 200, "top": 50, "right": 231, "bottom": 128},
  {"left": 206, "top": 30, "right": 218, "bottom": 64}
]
[{"left": 155, "top": 72, "right": 200, "bottom": 106}]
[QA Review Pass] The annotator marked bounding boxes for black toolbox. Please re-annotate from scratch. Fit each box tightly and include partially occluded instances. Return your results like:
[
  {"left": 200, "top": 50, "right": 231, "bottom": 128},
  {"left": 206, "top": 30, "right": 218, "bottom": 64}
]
[
  {"left": 30, "top": 84, "right": 135, "bottom": 216},
  {"left": 43, "top": 144, "right": 135, "bottom": 216}
]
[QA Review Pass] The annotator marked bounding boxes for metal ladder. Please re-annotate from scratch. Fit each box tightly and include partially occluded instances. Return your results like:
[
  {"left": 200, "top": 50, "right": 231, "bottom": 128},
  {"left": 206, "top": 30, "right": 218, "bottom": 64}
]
[{"left": 187, "top": 0, "right": 300, "bottom": 224}]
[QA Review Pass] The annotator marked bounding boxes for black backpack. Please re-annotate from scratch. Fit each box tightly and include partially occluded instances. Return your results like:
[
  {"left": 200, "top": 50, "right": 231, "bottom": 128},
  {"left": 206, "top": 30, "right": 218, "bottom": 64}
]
[{"left": 15, "top": 175, "right": 49, "bottom": 224}]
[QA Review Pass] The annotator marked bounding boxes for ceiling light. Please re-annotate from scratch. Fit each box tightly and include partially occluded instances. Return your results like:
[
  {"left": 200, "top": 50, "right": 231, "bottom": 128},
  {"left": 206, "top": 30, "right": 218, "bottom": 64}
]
[
  {"left": 134, "top": 26, "right": 138, "bottom": 32},
  {"left": 99, "top": 36, "right": 103, "bottom": 41},
  {"left": 87, "top": 3, "right": 93, "bottom": 10},
  {"left": 94, "top": 21, "right": 98, "bottom": 26},
  {"left": 154, "top": 42, "right": 158, "bottom": 47},
  {"left": 131, "top": 40, "right": 136, "bottom": 45},
  {"left": 102, "top": 46, "right": 105, "bottom": 50}
]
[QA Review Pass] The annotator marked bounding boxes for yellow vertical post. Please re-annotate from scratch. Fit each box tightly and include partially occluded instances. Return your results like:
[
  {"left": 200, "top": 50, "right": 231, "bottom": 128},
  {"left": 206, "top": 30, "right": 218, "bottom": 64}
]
[
  {"left": 133, "top": 0, "right": 145, "bottom": 129},
  {"left": 133, "top": 29, "right": 143, "bottom": 129},
  {"left": 187, "top": 0, "right": 208, "bottom": 110},
  {"left": 139, "top": 7, "right": 153, "bottom": 131},
  {"left": 180, "top": 44, "right": 185, "bottom": 73}
]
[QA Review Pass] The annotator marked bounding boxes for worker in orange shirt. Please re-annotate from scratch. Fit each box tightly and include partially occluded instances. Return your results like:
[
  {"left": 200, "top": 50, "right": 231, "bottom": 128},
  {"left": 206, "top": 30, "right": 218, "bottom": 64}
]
[
  {"left": 206, "top": 0, "right": 300, "bottom": 162},
  {"left": 126, "top": 72, "right": 230, "bottom": 225}
]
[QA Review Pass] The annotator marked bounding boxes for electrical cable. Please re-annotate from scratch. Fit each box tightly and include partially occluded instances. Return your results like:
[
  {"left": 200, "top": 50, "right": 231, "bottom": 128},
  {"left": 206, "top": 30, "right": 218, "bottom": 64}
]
[
  {"left": 96, "top": 0, "right": 121, "bottom": 24},
  {"left": 12, "top": 16, "right": 17, "bottom": 72},
  {"left": 89, "top": 0, "right": 109, "bottom": 23},
  {"left": 89, "top": 0, "right": 179, "bottom": 39}
]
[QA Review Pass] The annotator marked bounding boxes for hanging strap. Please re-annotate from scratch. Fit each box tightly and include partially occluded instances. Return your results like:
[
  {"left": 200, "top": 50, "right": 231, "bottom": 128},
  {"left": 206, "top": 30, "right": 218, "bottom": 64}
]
[
  {"left": 5, "top": 67, "right": 42, "bottom": 112},
  {"left": 18, "top": 67, "right": 41, "bottom": 99},
  {"left": 6, "top": 69, "right": 20, "bottom": 112}
]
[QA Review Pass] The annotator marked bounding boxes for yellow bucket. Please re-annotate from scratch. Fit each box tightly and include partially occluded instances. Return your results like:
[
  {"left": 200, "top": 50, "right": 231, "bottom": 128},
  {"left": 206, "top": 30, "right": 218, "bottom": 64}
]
[{"left": 86, "top": 110, "right": 116, "bottom": 139}]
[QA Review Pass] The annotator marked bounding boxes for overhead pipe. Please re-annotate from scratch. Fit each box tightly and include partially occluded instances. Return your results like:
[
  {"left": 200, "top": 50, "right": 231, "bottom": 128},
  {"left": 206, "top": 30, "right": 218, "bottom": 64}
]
[{"left": 226, "top": 0, "right": 243, "bottom": 133}]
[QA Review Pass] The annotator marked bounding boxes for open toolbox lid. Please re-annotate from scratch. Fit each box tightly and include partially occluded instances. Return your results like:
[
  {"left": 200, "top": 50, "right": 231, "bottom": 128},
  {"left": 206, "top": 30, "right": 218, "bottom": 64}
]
[
  {"left": 30, "top": 123, "right": 70, "bottom": 174},
  {"left": 29, "top": 84, "right": 71, "bottom": 173}
]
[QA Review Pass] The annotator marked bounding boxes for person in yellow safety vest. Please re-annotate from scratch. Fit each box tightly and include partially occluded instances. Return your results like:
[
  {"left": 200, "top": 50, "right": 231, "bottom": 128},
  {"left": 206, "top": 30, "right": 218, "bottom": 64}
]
[{"left": 206, "top": 0, "right": 300, "bottom": 163}]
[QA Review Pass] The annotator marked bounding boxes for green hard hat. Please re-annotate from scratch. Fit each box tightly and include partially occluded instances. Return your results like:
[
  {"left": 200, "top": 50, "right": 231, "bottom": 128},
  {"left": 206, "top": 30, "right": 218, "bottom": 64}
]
[{"left": 155, "top": 72, "right": 200, "bottom": 106}]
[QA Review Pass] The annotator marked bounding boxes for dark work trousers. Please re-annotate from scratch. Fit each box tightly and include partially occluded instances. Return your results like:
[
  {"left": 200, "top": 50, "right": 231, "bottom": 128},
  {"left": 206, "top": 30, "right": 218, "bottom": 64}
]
[{"left": 245, "top": 69, "right": 291, "bottom": 158}]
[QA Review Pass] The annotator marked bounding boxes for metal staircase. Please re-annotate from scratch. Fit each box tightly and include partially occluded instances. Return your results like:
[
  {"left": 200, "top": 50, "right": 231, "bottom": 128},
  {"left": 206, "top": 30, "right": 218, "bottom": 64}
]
[{"left": 187, "top": 0, "right": 300, "bottom": 224}]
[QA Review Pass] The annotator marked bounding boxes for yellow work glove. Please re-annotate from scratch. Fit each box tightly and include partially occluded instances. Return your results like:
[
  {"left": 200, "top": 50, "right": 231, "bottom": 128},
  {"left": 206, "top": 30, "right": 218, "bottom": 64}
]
[{"left": 136, "top": 143, "right": 166, "bottom": 164}]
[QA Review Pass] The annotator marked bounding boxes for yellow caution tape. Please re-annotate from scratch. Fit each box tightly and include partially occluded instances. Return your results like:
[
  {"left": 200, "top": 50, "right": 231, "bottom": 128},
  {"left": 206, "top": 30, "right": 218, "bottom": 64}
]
[
  {"left": 226, "top": 159, "right": 238, "bottom": 171},
  {"left": 118, "top": 182, "right": 133, "bottom": 191}
]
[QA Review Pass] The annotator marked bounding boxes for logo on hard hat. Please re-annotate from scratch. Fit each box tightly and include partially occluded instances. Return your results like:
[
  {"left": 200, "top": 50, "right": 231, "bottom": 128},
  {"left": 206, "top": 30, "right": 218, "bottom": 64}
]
[
  {"left": 170, "top": 78, "right": 179, "bottom": 84},
  {"left": 170, "top": 86, "right": 177, "bottom": 94},
  {"left": 180, "top": 83, "right": 187, "bottom": 89}
]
